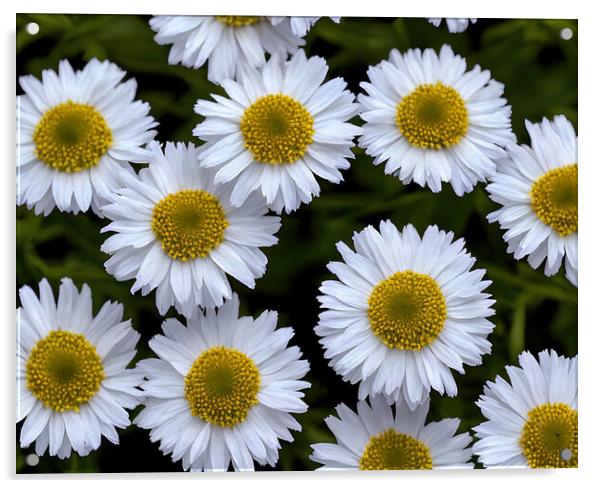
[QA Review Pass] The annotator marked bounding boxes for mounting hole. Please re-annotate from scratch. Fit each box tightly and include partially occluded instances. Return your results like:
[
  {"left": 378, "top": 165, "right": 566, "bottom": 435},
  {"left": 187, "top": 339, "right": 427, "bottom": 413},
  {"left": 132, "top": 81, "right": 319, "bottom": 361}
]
[
  {"left": 25, "top": 453, "right": 39, "bottom": 466},
  {"left": 560, "top": 27, "right": 573, "bottom": 41},
  {"left": 561, "top": 448, "right": 573, "bottom": 461},
  {"left": 26, "top": 22, "right": 39, "bottom": 35}
]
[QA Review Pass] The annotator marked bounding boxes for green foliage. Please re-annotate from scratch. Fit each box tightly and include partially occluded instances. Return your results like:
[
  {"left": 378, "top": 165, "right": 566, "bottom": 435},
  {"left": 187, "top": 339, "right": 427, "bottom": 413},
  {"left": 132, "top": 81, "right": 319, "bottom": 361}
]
[{"left": 16, "top": 14, "right": 577, "bottom": 472}]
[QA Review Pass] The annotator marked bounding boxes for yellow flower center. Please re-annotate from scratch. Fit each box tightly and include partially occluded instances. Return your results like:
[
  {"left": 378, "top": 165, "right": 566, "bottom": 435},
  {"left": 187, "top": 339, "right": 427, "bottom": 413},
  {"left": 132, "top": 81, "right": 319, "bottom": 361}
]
[
  {"left": 151, "top": 189, "right": 228, "bottom": 261},
  {"left": 530, "top": 164, "right": 578, "bottom": 237},
  {"left": 184, "top": 346, "right": 261, "bottom": 427},
  {"left": 520, "top": 403, "right": 578, "bottom": 468},
  {"left": 396, "top": 82, "right": 468, "bottom": 149},
  {"left": 25, "top": 330, "right": 105, "bottom": 412},
  {"left": 367, "top": 270, "right": 446, "bottom": 350},
  {"left": 240, "top": 94, "right": 315, "bottom": 165},
  {"left": 33, "top": 100, "right": 113, "bottom": 172},
  {"left": 359, "top": 429, "right": 433, "bottom": 470},
  {"left": 215, "top": 16, "right": 261, "bottom": 27}
]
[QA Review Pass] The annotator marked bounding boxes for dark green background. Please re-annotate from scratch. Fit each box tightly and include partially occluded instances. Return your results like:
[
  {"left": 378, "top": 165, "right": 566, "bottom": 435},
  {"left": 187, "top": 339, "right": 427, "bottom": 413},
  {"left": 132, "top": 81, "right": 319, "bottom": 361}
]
[{"left": 16, "top": 14, "right": 577, "bottom": 472}]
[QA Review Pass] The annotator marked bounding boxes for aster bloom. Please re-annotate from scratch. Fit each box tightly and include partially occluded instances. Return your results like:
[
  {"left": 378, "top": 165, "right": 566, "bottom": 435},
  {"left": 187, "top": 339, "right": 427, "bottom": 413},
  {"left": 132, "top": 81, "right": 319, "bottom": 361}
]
[
  {"left": 149, "top": 16, "right": 304, "bottom": 84},
  {"left": 194, "top": 49, "right": 361, "bottom": 214},
  {"left": 135, "top": 294, "right": 310, "bottom": 471},
  {"left": 358, "top": 44, "right": 515, "bottom": 196},
  {"left": 486, "top": 115, "right": 577, "bottom": 286},
  {"left": 315, "top": 220, "right": 495, "bottom": 408},
  {"left": 269, "top": 16, "right": 341, "bottom": 36},
  {"left": 310, "top": 395, "right": 473, "bottom": 470},
  {"left": 101, "top": 141, "right": 280, "bottom": 317},
  {"left": 473, "top": 350, "right": 578, "bottom": 468},
  {"left": 17, "top": 278, "right": 143, "bottom": 459},
  {"left": 17, "top": 58, "right": 157, "bottom": 216},
  {"left": 428, "top": 18, "right": 477, "bottom": 33}
]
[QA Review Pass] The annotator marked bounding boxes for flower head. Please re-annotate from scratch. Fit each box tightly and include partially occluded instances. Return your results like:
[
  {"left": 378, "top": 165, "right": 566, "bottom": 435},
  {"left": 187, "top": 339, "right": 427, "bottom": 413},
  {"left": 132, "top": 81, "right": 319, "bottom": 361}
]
[
  {"left": 101, "top": 141, "right": 280, "bottom": 317},
  {"left": 149, "top": 16, "right": 304, "bottom": 84},
  {"left": 135, "top": 294, "right": 310, "bottom": 471},
  {"left": 315, "top": 220, "right": 495, "bottom": 408},
  {"left": 310, "top": 395, "right": 473, "bottom": 470},
  {"left": 487, "top": 115, "right": 578, "bottom": 286},
  {"left": 358, "top": 45, "right": 515, "bottom": 195},
  {"left": 473, "top": 350, "right": 578, "bottom": 468},
  {"left": 17, "top": 278, "right": 143, "bottom": 458},
  {"left": 17, "top": 58, "right": 157, "bottom": 216},
  {"left": 194, "top": 49, "right": 360, "bottom": 213}
]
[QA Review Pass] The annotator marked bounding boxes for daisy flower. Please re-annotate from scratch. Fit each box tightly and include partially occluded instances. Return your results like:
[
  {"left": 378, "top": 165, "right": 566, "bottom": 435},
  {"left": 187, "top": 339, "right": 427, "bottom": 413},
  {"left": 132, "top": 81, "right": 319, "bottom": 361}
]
[
  {"left": 315, "top": 220, "right": 495, "bottom": 408},
  {"left": 134, "top": 294, "right": 310, "bottom": 471},
  {"left": 358, "top": 44, "right": 515, "bottom": 196},
  {"left": 486, "top": 115, "right": 578, "bottom": 286},
  {"left": 101, "top": 141, "right": 280, "bottom": 317},
  {"left": 17, "top": 58, "right": 157, "bottom": 216},
  {"left": 194, "top": 49, "right": 360, "bottom": 213},
  {"left": 269, "top": 16, "right": 341, "bottom": 36},
  {"left": 428, "top": 18, "right": 477, "bottom": 33},
  {"left": 17, "top": 278, "right": 143, "bottom": 459},
  {"left": 149, "top": 16, "right": 304, "bottom": 84},
  {"left": 473, "top": 350, "right": 578, "bottom": 468},
  {"left": 310, "top": 395, "right": 473, "bottom": 470}
]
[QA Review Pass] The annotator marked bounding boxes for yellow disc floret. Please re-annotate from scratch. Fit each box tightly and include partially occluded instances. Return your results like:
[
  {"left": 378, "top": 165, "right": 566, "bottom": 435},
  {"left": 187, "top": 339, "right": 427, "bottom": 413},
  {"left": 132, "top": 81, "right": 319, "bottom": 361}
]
[
  {"left": 33, "top": 100, "right": 113, "bottom": 172},
  {"left": 26, "top": 330, "right": 105, "bottom": 412},
  {"left": 184, "top": 346, "right": 261, "bottom": 427},
  {"left": 530, "top": 164, "right": 578, "bottom": 237},
  {"left": 367, "top": 270, "right": 446, "bottom": 350},
  {"left": 520, "top": 402, "right": 578, "bottom": 468},
  {"left": 240, "top": 94, "right": 314, "bottom": 165},
  {"left": 396, "top": 82, "right": 468, "bottom": 149},
  {"left": 215, "top": 16, "right": 261, "bottom": 27},
  {"left": 359, "top": 429, "right": 433, "bottom": 470},
  {"left": 151, "top": 189, "right": 228, "bottom": 261}
]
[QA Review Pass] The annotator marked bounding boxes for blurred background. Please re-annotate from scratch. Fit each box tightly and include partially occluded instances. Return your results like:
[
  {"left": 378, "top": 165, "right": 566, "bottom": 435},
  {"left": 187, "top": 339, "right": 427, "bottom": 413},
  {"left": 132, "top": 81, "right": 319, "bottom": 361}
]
[{"left": 16, "top": 14, "right": 577, "bottom": 472}]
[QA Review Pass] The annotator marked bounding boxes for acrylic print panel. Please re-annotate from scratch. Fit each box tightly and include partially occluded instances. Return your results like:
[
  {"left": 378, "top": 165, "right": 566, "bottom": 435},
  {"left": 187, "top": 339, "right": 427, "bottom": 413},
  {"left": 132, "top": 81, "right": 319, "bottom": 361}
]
[{"left": 16, "top": 14, "right": 577, "bottom": 473}]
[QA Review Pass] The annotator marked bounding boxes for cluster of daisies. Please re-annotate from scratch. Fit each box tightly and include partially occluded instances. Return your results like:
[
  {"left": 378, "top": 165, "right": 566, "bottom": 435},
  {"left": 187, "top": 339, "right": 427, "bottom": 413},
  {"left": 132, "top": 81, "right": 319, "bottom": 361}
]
[{"left": 16, "top": 15, "right": 577, "bottom": 471}]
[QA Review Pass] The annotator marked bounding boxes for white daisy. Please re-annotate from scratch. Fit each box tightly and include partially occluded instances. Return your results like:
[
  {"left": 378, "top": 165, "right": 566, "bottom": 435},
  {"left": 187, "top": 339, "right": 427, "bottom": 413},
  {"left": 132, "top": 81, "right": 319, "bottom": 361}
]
[
  {"left": 358, "top": 44, "right": 515, "bottom": 196},
  {"left": 17, "top": 278, "right": 143, "bottom": 459},
  {"left": 17, "top": 58, "right": 157, "bottom": 216},
  {"left": 134, "top": 294, "right": 310, "bottom": 471},
  {"left": 428, "top": 18, "right": 477, "bottom": 33},
  {"left": 194, "top": 49, "right": 361, "bottom": 214},
  {"left": 473, "top": 349, "right": 578, "bottom": 468},
  {"left": 101, "top": 141, "right": 280, "bottom": 317},
  {"left": 149, "top": 16, "right": 304, "bottom": 84},
  {"left": 315, "top": 220, "right": 495, "bottom": 409},
  {"left": 269, "top": 16, "right": 341, "bottom": 36},
  {"left": 486, "top": 115, "right": 577, "bottom": 286},
  {"left": 310, "top": 395, "right": 473, "bottom": 470}
]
